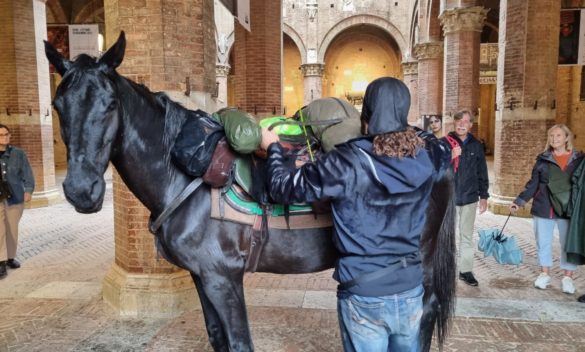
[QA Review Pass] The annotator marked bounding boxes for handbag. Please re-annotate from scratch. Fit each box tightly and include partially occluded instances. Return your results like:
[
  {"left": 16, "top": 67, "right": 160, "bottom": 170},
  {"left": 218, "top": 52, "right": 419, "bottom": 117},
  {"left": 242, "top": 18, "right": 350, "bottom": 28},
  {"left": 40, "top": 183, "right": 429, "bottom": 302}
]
[
  {"left": 202, "top": 137, "right": 236, "bottom": 188},
  {"left": 547, "top": 164, "right": 572, "bottom": 218}
]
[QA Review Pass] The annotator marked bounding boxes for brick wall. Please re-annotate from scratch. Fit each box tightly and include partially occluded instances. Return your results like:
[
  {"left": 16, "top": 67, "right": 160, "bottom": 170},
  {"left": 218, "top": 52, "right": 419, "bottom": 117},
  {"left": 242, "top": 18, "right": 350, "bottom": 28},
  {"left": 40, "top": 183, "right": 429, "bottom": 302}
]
[
  {"left": 417, "top": 57, "right": 443, "bottom": 116},
  {"left": 0, "top": 0, "right": 57, "bottom": 205},
  {"left": 443, "top": 30, "right": 480, "bottom": 116},
  {"left": 104, "top": 0, "right": 216, "bottom": 274},
  {"left": 233, "top": 0, "right": 282, "bottom": 117},
  {"left": 492, "top": 0, "right": 561, "bottom": 214}
]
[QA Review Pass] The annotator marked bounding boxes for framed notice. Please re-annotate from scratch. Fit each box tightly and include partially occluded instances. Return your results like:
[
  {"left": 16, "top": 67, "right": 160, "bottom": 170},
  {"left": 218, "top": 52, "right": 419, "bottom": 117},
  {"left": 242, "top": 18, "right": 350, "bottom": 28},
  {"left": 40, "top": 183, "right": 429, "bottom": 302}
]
[{"left": 68, "top": 24, "right": 99, "bottom": 60}]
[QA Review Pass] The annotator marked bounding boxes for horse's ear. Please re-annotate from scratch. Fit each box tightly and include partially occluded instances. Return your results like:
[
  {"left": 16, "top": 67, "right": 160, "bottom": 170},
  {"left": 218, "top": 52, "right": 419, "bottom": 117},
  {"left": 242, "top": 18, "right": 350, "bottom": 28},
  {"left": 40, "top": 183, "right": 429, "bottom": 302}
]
[
  {"left": 44, "top": 40, "right": 72, "bottom": 76},
  {"left": 99, "top": 31, "right": 126, "bottom": 70}
]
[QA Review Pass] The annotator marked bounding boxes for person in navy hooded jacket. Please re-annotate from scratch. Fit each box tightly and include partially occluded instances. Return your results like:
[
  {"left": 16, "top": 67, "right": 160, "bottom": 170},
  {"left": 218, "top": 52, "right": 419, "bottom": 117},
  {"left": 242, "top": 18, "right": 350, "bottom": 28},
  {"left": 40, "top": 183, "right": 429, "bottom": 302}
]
[{"left": 261, "top": 77, "right": 451, "bottom": 352}]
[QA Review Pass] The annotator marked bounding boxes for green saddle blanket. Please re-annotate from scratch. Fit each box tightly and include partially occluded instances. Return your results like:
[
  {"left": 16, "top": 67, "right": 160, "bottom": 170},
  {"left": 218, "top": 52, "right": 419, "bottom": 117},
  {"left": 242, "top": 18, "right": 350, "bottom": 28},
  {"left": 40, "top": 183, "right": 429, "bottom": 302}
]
[{"left": 230, "top": 155, "right": 314, "bottom": 216}]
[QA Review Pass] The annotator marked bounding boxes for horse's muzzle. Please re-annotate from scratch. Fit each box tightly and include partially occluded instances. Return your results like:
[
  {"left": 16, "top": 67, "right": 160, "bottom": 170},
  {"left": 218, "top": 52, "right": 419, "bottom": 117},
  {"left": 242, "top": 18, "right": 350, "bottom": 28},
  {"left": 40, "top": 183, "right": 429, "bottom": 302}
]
[{"left": 62, "top": 175, "right": 105, "bottom": 213}]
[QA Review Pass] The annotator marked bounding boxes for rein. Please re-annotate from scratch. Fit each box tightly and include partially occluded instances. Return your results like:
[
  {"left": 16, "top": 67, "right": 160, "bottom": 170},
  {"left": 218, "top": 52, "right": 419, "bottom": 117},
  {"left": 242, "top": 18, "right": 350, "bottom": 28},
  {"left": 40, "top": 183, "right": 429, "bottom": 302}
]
[{"left": 149, "top": 177, "right": 204, "bottom": 234}]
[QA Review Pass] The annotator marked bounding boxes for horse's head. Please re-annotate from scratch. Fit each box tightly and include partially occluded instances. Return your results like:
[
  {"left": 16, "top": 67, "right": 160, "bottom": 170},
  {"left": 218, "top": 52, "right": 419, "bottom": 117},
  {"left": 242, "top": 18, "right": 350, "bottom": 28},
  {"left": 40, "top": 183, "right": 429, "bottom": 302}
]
[{"left": 45, "top": 32, "right": 126, "bottom": 213}]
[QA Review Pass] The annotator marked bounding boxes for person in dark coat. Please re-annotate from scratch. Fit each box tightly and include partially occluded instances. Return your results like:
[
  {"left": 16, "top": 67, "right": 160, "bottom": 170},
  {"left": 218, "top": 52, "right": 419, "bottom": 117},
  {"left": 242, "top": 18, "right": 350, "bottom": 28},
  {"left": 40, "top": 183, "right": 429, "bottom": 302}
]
[
  {"left": 447, "top": 110, "right": 489, "bottom": 287},
  {"left": 566, "top": 157, "right": 585, "bottom": 303},
  {"left": 510, "top": 124, "right": 583, "bottom": 294},
  {"left": 260, "top": 77, "right": 451, "bottom": 352},
  {"left": 566, "top": 156, "right": 585, "bottom": 266}
]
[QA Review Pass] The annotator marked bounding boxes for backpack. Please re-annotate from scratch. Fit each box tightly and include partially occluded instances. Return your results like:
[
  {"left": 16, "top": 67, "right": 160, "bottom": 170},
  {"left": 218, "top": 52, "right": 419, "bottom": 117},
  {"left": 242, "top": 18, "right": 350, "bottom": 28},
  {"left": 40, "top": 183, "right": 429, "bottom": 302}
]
[{"left": 547, "top": 163, "right": 572, "bottom": 218}]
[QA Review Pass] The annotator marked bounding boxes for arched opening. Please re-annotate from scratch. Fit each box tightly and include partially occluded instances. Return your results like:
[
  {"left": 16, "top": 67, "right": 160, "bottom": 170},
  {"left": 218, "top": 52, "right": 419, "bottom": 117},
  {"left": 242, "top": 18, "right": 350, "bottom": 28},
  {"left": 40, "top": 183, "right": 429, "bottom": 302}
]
[
  {"left": 283, "top": 34, "right": 303, "bottom": 116},
  {"left": 323, "top": 25, "right": 402, "bottom": 110}
]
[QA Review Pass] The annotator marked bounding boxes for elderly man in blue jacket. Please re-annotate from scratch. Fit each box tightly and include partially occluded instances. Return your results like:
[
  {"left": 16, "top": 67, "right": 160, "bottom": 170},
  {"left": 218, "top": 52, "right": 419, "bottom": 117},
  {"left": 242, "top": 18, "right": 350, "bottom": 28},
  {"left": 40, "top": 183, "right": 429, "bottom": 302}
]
[{"left": 261, "top": 77, "right": 451, "bottom": 352}]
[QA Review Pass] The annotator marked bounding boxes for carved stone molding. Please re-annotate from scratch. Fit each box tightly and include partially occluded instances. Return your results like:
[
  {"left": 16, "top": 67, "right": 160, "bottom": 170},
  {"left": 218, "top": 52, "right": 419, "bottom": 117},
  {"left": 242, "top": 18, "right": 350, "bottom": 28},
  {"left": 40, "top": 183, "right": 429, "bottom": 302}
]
[
  {"left": 300, "top": 63, "right": 325, "bottom": 77},
  {"left": 215, "top": 64, "right": 231, "bottom": 77},
  {"left": 402, "top": 61, "right": 418, "bottom": 76},
  {"left": 439, "top": 6, "right": 488, "bottom": 34},
  {"left": 413, "top": 42, "right": 443, "bottom": 61}
]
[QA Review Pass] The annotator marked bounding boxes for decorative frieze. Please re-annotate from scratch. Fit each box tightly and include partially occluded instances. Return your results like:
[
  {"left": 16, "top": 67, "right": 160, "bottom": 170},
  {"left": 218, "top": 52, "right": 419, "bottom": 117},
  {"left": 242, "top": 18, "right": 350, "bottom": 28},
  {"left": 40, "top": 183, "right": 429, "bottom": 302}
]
[
  {"left": 300, "top": 63, "right": 325, "bottom": 77},
  {"left": 439, "top": 6, "right": 488, "bottom": 34},
  {"left": 414, "top": 42, "right": 443, "bottom": 61},
  {"left": 402, "top": 61, "right": 418, "bottom": 76}
]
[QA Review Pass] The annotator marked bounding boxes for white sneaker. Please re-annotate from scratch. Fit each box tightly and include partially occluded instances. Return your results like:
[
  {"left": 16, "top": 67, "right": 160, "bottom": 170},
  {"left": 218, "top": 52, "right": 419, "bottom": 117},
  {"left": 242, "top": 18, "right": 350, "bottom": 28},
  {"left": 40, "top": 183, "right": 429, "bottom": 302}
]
[
  {"left": 534, "top": 273, "right": 551, "bottom": 289},
  {"left": 562, "top": 276, "right": 576, "bottom": 294}
]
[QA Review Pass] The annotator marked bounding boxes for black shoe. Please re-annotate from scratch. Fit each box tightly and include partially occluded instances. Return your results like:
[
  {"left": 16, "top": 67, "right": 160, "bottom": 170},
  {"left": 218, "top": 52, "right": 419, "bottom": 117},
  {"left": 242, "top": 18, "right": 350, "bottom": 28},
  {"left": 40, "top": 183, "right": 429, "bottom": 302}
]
[
  {"left": 7, "top": 258, "right": 20, "bottom": 269},
  {"left": 0, "top": 262, "right": 6, "bottom": 279},
  {"left": 578, "top": 294, "right": 585, "bottom": 303},
  {"left": 459, "top": 272, "right": 479, "bottom": 286}
]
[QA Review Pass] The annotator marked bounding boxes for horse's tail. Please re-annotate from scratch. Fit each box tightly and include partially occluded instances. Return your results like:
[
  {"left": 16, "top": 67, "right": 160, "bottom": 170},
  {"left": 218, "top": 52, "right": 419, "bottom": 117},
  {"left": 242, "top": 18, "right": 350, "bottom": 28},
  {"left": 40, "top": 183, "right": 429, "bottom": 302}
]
[
  {"left": 420, "top": 167, "right": 457, "bottom": 351},
  {"left": 431, "top": 169, "right": 457, "bottom": 346}
]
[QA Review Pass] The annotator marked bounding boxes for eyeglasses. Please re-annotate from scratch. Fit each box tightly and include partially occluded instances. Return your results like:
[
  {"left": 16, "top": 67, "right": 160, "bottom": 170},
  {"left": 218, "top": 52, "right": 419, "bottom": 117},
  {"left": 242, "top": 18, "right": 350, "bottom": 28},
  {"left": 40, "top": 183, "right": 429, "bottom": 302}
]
[
  {"left": 0, "top": 133, "right": 10, "bottom": 137},
  {"left": 429, "top": 120, "right": 440, "bottom": 124}
]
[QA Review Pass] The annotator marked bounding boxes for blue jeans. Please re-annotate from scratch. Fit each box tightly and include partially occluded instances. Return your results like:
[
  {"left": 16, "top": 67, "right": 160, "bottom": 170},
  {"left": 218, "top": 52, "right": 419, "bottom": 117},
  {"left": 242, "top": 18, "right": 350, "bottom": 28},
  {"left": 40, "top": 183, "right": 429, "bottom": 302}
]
[
  {"left": 533, "top": 216, "right": 576, "bottom": 271},
  {"left": 337, "top": 284, "right": 424, "bottom": 352}
]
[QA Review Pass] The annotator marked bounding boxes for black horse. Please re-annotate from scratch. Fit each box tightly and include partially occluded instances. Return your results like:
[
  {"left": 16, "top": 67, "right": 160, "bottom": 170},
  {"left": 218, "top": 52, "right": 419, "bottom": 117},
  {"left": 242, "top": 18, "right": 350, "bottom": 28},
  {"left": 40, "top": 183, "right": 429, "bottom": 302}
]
[{"left": 45, "top": 32, "right": 456, "bottom": 352}]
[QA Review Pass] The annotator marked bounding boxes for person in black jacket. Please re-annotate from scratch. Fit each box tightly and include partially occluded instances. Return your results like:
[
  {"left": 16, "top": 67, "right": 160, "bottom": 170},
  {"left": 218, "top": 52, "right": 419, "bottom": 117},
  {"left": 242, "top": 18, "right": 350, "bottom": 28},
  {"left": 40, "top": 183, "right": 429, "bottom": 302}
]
[
  {"left": 261, "top": 77, "right": 452, "bottom": 352},
  {"left": 510, "top": 124, "right": 583, "bottom": 294},
  {"left": 447, "top": 110, "right": 489, "bottom": 286}
]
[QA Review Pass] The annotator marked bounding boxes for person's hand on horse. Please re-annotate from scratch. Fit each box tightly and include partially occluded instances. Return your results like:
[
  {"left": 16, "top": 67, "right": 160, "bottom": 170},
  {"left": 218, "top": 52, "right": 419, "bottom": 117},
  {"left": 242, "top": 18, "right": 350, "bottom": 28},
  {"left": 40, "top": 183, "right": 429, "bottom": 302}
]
[{"left": 260, "top": 127, "right": 280, "bottom": 151}]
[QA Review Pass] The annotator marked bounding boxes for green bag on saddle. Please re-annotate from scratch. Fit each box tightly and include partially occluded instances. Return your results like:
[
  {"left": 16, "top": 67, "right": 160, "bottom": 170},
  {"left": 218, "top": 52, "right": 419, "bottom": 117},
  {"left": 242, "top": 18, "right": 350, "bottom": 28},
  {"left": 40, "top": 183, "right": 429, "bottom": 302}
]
[
  {"left": 212, "top": 108, "right": 261, "bottom": 154},
  {"left": 548, "top": 164, "right": 572, "bottom": 218}
]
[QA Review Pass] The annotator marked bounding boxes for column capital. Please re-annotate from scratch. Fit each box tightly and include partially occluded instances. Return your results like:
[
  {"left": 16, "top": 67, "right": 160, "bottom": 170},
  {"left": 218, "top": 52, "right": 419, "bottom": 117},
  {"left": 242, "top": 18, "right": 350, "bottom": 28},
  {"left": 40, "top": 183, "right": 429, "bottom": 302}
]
[
  {"left": 402, "top": 61, "right": 418, "bottom": 76},
  {"left": 414, "top": 42, "right": 443, "bottom": 61},
  {"left": 300, "top": 63, "right": 325, "bottom": 77},
  {"left": 439, "top": 6, "right": 488, "bottom": 34},
  {"left": 215, "top": 64, "right": 231, "bottom": 77}
]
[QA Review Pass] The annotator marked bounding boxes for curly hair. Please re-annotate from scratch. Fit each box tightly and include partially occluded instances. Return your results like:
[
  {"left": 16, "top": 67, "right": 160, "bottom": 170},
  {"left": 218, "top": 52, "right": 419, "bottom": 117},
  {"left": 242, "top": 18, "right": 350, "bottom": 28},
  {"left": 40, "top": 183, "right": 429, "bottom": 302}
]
[{"left": 372, "top": 127, "right": 425, "bottom": 158}]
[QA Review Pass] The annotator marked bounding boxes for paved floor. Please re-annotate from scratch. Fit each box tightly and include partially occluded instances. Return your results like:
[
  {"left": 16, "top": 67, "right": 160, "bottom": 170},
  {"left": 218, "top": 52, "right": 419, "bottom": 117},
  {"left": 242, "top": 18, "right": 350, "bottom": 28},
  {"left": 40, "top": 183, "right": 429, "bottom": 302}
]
[{"left": 1, "top": 166, "right": 585, "bottom": 352}]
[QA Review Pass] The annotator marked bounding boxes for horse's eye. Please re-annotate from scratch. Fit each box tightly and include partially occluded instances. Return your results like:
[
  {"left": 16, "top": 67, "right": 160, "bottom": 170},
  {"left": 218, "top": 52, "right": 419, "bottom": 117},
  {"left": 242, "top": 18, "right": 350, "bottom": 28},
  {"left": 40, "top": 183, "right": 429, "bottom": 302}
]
[{"left": 106, "top": 102, "right": 117, "bottom": 111}]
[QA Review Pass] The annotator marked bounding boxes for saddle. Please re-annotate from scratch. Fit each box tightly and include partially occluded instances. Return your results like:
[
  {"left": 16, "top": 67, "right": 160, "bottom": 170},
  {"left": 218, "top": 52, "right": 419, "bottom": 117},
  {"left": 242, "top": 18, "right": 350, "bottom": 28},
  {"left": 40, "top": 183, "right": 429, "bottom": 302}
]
[{"left": 209, "top": 154, "right": 332, "bottom": 272}]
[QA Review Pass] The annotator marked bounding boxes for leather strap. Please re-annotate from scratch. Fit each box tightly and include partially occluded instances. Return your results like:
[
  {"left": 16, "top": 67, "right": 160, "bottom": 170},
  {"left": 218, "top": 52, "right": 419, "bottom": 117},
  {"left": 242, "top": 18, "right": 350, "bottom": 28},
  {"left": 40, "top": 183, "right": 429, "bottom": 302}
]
[{"left": 149, "top": 178, "right": 204, "bottom": 234}]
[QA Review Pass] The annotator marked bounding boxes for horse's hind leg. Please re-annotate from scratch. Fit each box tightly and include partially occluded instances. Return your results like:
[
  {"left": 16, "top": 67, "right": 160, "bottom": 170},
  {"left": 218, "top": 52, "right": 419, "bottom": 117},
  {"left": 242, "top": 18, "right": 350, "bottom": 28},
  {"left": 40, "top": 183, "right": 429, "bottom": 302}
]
[{"left": 192, "top": 274, "right": 230, "bottom": 352}]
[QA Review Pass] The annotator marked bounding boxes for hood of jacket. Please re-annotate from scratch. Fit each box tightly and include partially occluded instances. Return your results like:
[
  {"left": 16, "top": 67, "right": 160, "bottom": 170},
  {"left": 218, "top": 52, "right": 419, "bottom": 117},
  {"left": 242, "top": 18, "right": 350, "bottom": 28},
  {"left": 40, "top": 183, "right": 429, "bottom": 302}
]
[
  {"left": 353, "top": 138, "right": 433, "bottom": 195},
  {"left": 361, "top": 77, "right": 410, "bottom": 135}
]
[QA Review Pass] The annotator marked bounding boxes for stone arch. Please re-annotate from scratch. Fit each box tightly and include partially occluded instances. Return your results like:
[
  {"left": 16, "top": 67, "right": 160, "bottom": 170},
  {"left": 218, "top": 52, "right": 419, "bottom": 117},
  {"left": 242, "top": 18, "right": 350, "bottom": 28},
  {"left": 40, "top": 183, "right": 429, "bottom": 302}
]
[
  {"left": 318, "top": 14, "right": 406, "bottom": 63},
  {"left": 407, "top": 0, "right": 419, "bottom": 60},
  {"left": 46, "top": 0, "right": 67, "bottom": 24},
  {"left": 74, "top": 0, "right": 104, "bottom": 23},
  {"left": 283, "top": 23, "right": 306, "bottom": 64}
]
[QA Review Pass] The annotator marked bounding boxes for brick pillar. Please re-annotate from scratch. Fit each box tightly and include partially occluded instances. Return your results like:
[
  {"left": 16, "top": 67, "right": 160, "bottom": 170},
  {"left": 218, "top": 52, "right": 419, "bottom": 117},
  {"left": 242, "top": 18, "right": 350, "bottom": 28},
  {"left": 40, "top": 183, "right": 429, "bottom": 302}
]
[
  {"left": 414, "top": 41, "right": 443, "bottom": 130},
  {"left": 102, "top": 0, "right": 216, "bottom": 317},
  {"left": 490, "top": 0, "right": 561, "bottom": 215},
  {"left": 402, "top": 61, "right": 419, "bottom": 126},
  {"left": 233, "top": 0, "right": 282, "bottom": 117},
  {"left": 216, "top": 64, "right": 231, "bottom": 108},
  {"left": 0, "top": 0, "right": 60, "bottom": 208},
  {"left": 439, "top": 6, "right": 487, "bottom": 132},
  {"left": 301, "top": 63, "right": 324, "bottom": 105}
]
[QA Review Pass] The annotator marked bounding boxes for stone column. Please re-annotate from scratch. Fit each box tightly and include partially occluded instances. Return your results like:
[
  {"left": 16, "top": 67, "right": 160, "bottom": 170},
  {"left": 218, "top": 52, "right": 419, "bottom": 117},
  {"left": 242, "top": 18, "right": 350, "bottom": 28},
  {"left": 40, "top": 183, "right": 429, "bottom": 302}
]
[
  {"left": 402, "top": 61, "right": 419, "bottom": 126},
  {"left": 490, "top": 0, "right": 561, "bottom": 215},
  {"left": 439, "top": 6, "right": 487, "bottom": 133},
  {"left": 0, "top": 0, "right": 60, "bottom": 208},
  {"left": 232, "top": 0, "right": 282, "bottom": 117},
  {"left": 414, "top": 41, "right": 443, "bottom": 132},
  {"left": 102, "top": 0, "right": 216, "bottom": 317},
  {"left": 300, "top": 63, "right": 325, "bottom": 105},
  {"left": 215, "top": 64, "right": 231, "bottom": 109}
]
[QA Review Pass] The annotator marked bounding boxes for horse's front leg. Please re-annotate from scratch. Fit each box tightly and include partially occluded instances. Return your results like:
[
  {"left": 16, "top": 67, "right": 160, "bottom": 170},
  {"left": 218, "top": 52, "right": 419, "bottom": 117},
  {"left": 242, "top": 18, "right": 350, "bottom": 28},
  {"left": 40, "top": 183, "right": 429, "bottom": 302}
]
[
  {"left": 191, "top": 273, "right": 230, "bottom": 352},
  {"left": 198, "top": 269, "right": 253, "bottom": 352}
]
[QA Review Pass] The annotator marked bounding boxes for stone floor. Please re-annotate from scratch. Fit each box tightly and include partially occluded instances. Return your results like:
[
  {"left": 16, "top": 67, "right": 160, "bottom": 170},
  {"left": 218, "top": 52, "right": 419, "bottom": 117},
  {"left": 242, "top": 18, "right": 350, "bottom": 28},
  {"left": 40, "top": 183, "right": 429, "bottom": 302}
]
[{"left": 1, "top": 167, "right": 585, "bottom": 352}]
